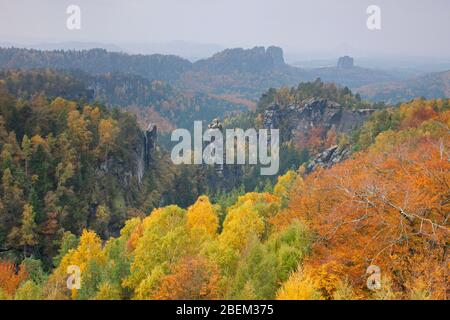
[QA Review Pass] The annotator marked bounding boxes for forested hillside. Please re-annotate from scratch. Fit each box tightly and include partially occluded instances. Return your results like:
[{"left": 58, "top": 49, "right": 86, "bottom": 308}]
[
  {"left": 0, "top": 83, "right": 147, "bottom": 264},
  {"left": 0, "top": 97, "right": 447, "bottom": 300},
  {"left": 1, "top": 0, "right": 450, "bottom": 305},
  {"left": 2, "top": 47, "right": 449, "bottom": 106},
  {"left": 0, "top": 48, "right": 191, "bottom": 82},
  {"left": 0, "top": 69, "right": 247, "bottom": 132},
  {"left": 0, "top": 80, "right": 243, "bottom": 270},
  {"left": 0, "top": 48, "right": 448, "bottom": 302},
  {"left": 276, "top": 98, "right": 449, "bottom": 300},
  {"left": 0, "top": 47, "right": 404, "bottom": 101},
  {"left": 357, "top": 70, "right": 450, "bottom": 103}
]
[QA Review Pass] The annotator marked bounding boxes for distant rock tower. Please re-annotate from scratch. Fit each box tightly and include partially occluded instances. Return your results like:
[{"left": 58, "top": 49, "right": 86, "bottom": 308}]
[
  {"left": 267, "top": 46, "right": 285, "bottom": 68},
  {"left": 144, "top": 123, "right": 157, "bottom": 168},
  {"left": 337, "top": 56, "right": 354, "bottom": 69},
  {"left": 207, "top": 118, "right": 224, "bottom": 174}
]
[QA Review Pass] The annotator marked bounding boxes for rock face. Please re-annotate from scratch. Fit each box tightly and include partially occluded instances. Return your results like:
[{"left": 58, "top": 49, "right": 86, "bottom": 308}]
[
  {"left": 128, "top": 123, "right": 157, "bottom": 185},
  {"left": 207, "top": 118, "right": 223, "bottom": 131},
  {"left": 144, "top": 123, "right": 157, "bottom": 169},
  {"left": 306, "top": 145, "right": 351, "bottom": 172},
  {"left": 263, "top": 98, "right": 373, "bottom": 143},
  {"left": 263, "top": 98, "right": 373, "bottom": 170},
  {"left": 337, "top": 56, "right": 354, "bottom": 69},
  {"left": 266, "top": 46, "right": 285, "bottom": 68},
  {"left": 98, "top": 123, "right": 157, "bottom": 186},
  {"left": 207, "top": 118, "right": 224, "bottom": 174}
]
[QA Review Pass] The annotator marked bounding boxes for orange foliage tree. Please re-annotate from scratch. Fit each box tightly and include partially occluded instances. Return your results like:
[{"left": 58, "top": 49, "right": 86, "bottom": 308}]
[
  {"left": 153, "top": 256, "right": 223, "bottom": 300},
  {"left": 0, "top": 261, "right": 28, "bottom": 296},
  {"left": 274, "top": 107, "right": 450, "bottom": 299}
]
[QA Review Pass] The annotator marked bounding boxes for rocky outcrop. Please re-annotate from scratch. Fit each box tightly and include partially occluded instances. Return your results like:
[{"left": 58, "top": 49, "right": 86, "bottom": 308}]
[
  {"left": 144, "top": 123, "right": 157, "bottom": 168},
  {"left": 266, "top": 46, "right": 285, "bottom": 68},
  {"left": 337, "top": 56, "right": 354, "bottom": 69},
  {"left": 97, "top": 123, "right": 157, "bottom": 186},
  {"left": 263, "top": 98, "right": 373, "bottom": 143},
  {"left": 207, "top": 118, "right": 223, "bottom": 131},
  {"left": 132, "top": 122, "right": 157, "bottom": 184},
  {"left": 306, "top": 145, "right": 351, "bottom": 172},
  {"left": 263, "top": 104, "right": 282, "bottom": 129},
  {"left": 207, "top": 118, "right": 224, "bottom": 174},
  {"left": 263, "top": 98, "right": 373, "bottom": 170}
]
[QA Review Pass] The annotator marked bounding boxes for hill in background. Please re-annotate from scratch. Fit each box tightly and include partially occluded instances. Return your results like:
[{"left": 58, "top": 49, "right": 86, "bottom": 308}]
[{"left": 357, "top": 70, "right": 450, "bottom": 103}]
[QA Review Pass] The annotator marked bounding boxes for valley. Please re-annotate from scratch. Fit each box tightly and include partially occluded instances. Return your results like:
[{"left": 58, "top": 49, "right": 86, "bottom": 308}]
[{"left": 0, "top": 44, "right": 448, "bottom": 301}]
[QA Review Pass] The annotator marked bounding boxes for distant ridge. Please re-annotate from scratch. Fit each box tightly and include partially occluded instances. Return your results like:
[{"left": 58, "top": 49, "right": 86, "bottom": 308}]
[
  {"left": 0, "top": 47, "right": 191, "bottom": 82},
  {"left": 0, "top": 46, "right": 402, "bottom": 99},
  {"left": 0, "top": 41, "right": 124, "bottom": 52},
  {"left": 193, "top": 46, "right": 286, "bottom": 73},
  {"left": 357, "top": 70, "right": 450, "bottom": 103}
]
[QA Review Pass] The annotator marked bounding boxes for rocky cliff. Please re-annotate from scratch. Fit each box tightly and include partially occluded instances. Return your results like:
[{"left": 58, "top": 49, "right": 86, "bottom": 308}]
[
  {"left": 263, "top": 98, "right": 374, "bottom": 168},
  {"left": 264, "top": 98, "right": 373, "bottom": 141},
  {"left": 98, "top": 122, "right": 157, "bottom": 186},
  {"left": 144, "top": 123, "right": 157, "bottom": 169},
  {"left": 306, "top": 145, "right": 351, "bottom": 172},
  {"left": 337, "top": 56, "right": 354, "bottom": 69}
]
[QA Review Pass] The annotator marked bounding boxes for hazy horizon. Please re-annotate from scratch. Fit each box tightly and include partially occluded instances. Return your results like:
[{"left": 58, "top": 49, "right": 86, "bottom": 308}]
[{"left": 1, "top": 0, "right": 450, "bottom": 60}]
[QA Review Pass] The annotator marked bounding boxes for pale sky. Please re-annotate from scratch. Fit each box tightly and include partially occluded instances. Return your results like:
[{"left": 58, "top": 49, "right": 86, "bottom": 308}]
[{"left": 1, "top": 0, "right": 449, "bottom": 58}]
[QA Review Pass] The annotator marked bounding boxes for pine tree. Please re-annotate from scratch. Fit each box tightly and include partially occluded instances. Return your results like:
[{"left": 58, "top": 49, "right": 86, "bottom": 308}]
[
  {"left": 19, "top": 204, "right": 38, "bottom": 256},
  {"left": 21, "top": 135, "right": 31, "bottom": 177}
]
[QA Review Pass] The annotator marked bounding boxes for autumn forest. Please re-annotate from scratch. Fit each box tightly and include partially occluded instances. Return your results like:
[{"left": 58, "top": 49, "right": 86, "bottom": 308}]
[
  {"left": 0, "top": 10, "right": 449, "bottom": 300},
  {"left": 0, "top": 64, "right": 448, "bottom": 300}
]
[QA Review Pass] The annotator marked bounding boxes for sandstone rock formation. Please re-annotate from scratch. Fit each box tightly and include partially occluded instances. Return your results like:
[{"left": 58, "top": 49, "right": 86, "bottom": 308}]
[
  {"left": 263, "top": 98, "right": 373, "bottom": 169},
  {"left": 97, "top": 122, "right": 157, "bottom": 186},
  {"left": 306, "top": 145, "right": 351, "bottom": 172},
  {"left": 266, "top": 46, "right": 285, "bottom": 68},
  {"left": 263, "top": 98, "right": 373, "bottom": 141},
  {"left": 144, "top": 123, "right": 157, "bottom": 168},
  {"left": 337, "top": 56, "right": 354, "bottom": 69}
]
